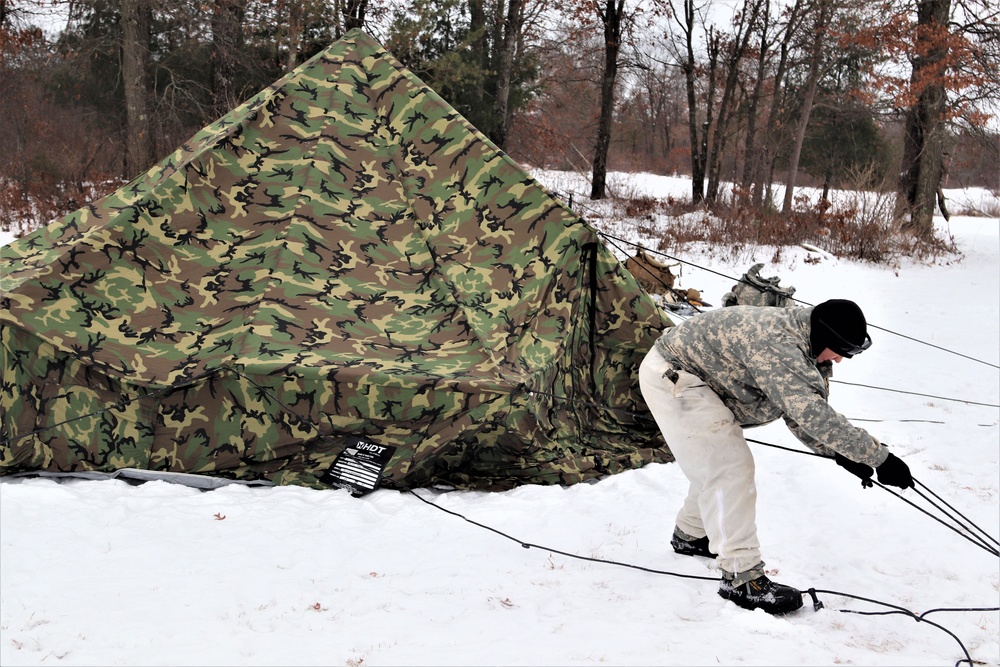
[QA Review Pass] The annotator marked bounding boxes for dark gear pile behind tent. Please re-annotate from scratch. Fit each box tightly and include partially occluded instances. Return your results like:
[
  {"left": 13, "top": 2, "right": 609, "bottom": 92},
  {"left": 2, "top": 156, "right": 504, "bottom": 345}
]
[{"left": 0, "top": 30, "right": 673, "bottom": 493}]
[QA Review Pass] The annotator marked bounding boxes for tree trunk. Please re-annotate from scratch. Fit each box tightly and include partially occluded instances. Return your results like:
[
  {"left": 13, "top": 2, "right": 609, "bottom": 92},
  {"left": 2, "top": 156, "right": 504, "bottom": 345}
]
[
  {"left": 468, "top": 0, "right": 487, "bottom": 115},
  {"left": 121, "top": 0, "right": 154, "bottom": 177},
  {"left": 343, "top": 0, "right": 367, "bottom": 31},
  {"left": 706, "top": 0, "right": 763, "bottom": 202},
  {"left": 741, "top": 0, "right": 771, "bottom": 189},
  {"left": 782, "top": 0, "right": 831, "bottom": 214},
  {"left": 590, "top": 0, "right": 624, "bottom": 201},
  {"left": 740, "top": 56, "right": 766, "bottom": 190},
  {"left": 490, "top": 0, "right": 524, "bottom": 150},
  {"left": 211, "top": 0, "right": 248, "bottom": 119},
  {"left": 285, "top": 1, "right": 303, "bottom": 73},
  {"left": 678, "top": 0, "right": 704, "bottom": 203},
  {"left": 898, "top": 0, "right": 951, "bottom": 237},
  {"left": 699, "top": 30, "right": 719, "bottom": 200},
  {"left": 751, "top": 0, "right": 803, "bottom": 209}
]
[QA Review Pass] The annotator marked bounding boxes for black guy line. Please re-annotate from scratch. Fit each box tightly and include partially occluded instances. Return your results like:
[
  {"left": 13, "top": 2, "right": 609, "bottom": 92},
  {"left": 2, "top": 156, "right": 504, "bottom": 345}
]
[
  {"left": 405, "top": 485, "right": 996, "bottom": 667},
  {"left": 597, "top": 230, "right": 1000, "bottom": 371},
  {"left": 830, "top": 380, "right": 999, "bottom": 409}
]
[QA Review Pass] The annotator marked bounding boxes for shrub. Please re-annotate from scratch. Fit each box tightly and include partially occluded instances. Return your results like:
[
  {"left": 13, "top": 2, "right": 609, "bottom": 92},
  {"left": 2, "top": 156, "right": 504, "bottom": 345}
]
[{"left": 601, "top": 178, "right": 956, "bottom": 266}]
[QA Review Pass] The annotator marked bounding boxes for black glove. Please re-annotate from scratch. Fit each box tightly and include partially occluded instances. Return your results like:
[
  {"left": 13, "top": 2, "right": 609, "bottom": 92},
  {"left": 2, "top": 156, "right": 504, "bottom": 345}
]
[
  {"left": 835, "top": 453, "right": 874, "bottom": 488},
  {"left": 876, "top": 453, "right": 914, "bottom": 489}
]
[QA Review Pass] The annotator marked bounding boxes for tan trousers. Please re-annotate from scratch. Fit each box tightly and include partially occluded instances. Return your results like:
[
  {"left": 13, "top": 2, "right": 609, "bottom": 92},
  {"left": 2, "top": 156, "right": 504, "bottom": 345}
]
[{"left": 639, "top": 348, "right": 764, "bottom": 584}]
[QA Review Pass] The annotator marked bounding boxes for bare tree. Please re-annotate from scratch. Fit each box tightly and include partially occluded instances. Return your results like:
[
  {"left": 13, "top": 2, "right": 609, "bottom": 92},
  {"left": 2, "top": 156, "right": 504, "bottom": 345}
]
[
  {"left": 739, "top": 0, "right": 773, "bottom": 192},
  {"left": 490, "top": 0, "right": 525, "bottom": 149},
  {"left": 782, "top": 0, "right": 833, "bottom": 214},
  {"left": 343, "top": 0, "right": 367, "bottom": 31},
  {"left": 121, "top": 0, "right": 154, "bottom": 177},
  {"left": 705, "top": 0, "right": 765, "bottom": 202},
  {"left": 590, "top": 0, "right": 628, "bottom": 200},
  {"left": 620, "top": 51, "right": 685, "bottom": 170},
  {"left": 897, "top": 0, "right": 951, "bottom": 236},
  {"left": 669, "top": 0, "right": 708, "bottom": 203},
  {"left": 211, "top": 0, "right": 248, "bottom": 119},
  {"left": 748, "top": 0, "right": 805, "bottom": 209}
]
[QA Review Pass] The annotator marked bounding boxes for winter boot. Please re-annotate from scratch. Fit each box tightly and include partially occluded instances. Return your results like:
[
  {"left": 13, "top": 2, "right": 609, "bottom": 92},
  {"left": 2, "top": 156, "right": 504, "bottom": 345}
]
[
  {"left": 718, "top": 575, "right": 803, "bottom": 615},
  {"left": 670, "top": 530, "right": 717, "bottom": 559}
]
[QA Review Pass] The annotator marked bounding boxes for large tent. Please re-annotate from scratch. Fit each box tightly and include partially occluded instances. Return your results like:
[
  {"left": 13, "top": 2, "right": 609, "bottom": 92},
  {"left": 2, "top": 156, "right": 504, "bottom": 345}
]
[{"left": 0, "top": 30, "right": 673, "bottom": 493}]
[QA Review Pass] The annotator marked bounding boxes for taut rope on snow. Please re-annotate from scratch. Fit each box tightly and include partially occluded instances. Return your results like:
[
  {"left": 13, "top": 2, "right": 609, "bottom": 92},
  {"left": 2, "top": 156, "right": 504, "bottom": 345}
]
[
  {"left": 740, "top": 435, "right": 1000, "bottom": 559},
  {"left": 914, "top": 479, "right": 1000, "bottom": 551},
  {"left": 404, "top": 484, "right": 998, "bottom": 667},
  {"left": 404, "top": 486, "right": 717, "bottom": 583},
  {"left": 881, "top": 480, "right": 1000, "bottom": 557}
]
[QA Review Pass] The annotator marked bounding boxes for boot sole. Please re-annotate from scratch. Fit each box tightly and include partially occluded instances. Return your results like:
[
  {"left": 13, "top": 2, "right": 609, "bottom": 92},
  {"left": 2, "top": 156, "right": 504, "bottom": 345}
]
[
  {"left": 718, "top": 588, "right": 804, "bottom": 615},
  {"left": 672, "top": 546, "right": 718, "bottom": 558}
]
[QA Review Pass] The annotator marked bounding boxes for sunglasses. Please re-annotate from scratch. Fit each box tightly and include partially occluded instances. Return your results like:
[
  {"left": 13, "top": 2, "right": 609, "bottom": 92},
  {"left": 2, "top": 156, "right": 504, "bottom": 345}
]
[
  {"left": 818, "top": 320, "right": 872, "bottom": 358},
  {"left": 835, "top": 333, "right": 872, "bottom": 358}
]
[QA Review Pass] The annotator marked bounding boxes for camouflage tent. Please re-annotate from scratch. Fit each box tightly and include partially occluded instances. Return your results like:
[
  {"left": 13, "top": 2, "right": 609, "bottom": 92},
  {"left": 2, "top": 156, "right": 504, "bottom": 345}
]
[{"left": 0, "top": 30, "right": 672, "bottom": 493}]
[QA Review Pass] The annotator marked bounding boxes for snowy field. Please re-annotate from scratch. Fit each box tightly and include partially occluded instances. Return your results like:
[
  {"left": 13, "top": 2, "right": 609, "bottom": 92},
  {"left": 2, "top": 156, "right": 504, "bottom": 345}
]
[{"left": 1, "top": 173, "right": 998, "bottom": 666}]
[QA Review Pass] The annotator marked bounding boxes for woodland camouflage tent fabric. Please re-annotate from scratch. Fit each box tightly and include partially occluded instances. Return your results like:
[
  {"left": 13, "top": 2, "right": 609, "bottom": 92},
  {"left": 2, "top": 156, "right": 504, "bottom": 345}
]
[{"left": 0, "top": 30, "right": 673, "bottom": 492}]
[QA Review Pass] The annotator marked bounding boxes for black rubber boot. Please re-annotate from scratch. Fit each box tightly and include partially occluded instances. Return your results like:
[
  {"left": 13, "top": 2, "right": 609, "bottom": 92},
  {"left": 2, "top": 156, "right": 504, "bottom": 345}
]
[
  {"left": 718, "top": 575, "right": 804, "bottom": 615},
  {"left": 670, "top": 531, "right": 717, "bottom": 558}
]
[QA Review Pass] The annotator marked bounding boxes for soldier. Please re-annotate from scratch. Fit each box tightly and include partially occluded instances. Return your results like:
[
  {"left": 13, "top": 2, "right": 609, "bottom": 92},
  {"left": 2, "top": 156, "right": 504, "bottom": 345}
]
[{"left": 638, "top": 299, "right": 913, "bottom": 615}]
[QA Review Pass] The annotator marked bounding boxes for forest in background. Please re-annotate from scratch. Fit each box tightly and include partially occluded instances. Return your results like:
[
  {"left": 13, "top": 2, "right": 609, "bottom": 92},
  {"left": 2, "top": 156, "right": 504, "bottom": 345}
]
[{"left": 1, "top": 0, "right": 997, "bottom": 243}]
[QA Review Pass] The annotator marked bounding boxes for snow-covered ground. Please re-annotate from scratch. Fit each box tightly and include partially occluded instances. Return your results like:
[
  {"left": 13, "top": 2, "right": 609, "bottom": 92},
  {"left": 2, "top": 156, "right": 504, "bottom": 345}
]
[{"left": 1, "top": 173, "right": 998, "bottom": 666}]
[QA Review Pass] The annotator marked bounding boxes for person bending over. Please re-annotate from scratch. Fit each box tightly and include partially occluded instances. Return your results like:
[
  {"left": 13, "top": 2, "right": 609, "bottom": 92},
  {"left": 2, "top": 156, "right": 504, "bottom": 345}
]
[{"left": 638, "top": 299, "right": 913, "bottom": 614}]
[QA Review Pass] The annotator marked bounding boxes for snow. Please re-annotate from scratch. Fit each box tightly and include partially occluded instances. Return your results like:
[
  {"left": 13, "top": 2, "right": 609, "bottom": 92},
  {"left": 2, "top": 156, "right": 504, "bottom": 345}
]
[{"left": 2, "top": 173, "right": 998, "bottom": 666}]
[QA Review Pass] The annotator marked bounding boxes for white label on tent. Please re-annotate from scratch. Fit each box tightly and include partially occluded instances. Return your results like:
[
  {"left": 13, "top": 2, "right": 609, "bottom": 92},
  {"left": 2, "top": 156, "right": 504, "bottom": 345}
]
[{"left": 320, "top": 437, "right": 396, "bottom": 496}]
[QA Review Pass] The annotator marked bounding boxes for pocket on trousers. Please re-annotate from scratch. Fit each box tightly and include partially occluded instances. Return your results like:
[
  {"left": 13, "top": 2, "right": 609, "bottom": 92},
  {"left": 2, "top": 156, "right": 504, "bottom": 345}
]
[{"left": 672, "top": 370, "right": 708, "bottom": 397}]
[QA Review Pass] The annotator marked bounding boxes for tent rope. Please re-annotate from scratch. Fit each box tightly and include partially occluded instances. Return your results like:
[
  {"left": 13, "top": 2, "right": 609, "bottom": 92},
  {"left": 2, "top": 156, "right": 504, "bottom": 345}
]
[
  {"left": 915, "top": 479, "right": 1000, "bottom": 549},
  {"left": 404, "top": 484, "right": 996, "bottom": 667},
  {"left": 599, "top": 233, "right": 704, "bottom": 313},
  {"left": 597, "top": 231, "right": 1000, "bottom": 371},
  {"left": 828, "top": 380, "right": 1000, "bottom": 409},
  {"left": 404, "top": 485, "right": 716, "bottom": 582},
  {"left": 737, "top": 436, "right": 1000, "bottom": 559},
  {"left": 882, "top": 482, "right": 1000, "bottom": 557}
]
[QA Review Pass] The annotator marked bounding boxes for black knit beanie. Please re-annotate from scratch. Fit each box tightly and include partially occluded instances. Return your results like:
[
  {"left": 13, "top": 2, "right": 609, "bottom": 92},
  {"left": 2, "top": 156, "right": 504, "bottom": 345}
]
[{"left": 810, "top": 299, "right": 869, "bottom": 358}]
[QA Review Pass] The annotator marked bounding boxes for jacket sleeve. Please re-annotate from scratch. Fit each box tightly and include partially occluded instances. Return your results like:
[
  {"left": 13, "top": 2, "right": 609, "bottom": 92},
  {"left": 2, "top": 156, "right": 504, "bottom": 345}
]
[
  {"left": 781, "top": 415, "right": 837, "bottom": 457},
  {"left": 745, "top": 344, "right": 889, "bottom": 467}
]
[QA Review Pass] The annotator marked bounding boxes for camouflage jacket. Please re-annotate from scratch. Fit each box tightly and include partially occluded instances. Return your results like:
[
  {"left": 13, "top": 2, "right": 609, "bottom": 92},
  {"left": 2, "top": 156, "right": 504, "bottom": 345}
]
[{"left": 653, "top": 305, "right": 889, "bottom": 467}]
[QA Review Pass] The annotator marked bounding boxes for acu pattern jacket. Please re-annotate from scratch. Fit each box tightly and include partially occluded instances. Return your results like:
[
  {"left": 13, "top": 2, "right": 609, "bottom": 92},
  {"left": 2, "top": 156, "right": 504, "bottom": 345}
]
[{"left": 653, "top": 305, "right": 889, "bottom": 467}]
